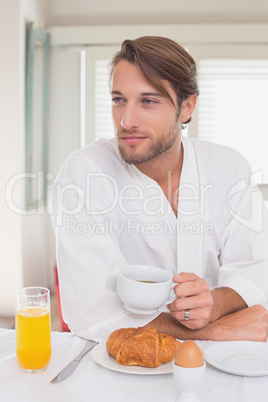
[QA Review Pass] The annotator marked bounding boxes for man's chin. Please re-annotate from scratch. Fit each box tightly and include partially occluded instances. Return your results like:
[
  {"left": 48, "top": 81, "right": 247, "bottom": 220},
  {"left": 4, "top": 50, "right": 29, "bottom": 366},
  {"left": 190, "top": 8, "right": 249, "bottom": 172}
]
[{"left": 118, "top": 146, "right": 147, "bottom": 165}]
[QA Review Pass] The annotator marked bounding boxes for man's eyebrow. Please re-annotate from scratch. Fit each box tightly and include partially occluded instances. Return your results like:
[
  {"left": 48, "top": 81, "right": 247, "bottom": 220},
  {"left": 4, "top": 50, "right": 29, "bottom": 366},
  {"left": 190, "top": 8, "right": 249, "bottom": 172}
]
[
  {"left": 110, "top": 90, "right": 123, "bottom": 95},
  {"left": 141, "top": 92, "right": 165, "bottom": 98},
  {"left": 110, "top": 90, "right": 165, "bottom": 98}
]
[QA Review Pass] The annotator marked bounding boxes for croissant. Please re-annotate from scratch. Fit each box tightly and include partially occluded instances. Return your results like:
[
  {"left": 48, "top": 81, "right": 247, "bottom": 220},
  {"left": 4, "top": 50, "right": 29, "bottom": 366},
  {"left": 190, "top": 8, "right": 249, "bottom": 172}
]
[{"left": 106, "top": 327, "right": 180, "bottom": 368}]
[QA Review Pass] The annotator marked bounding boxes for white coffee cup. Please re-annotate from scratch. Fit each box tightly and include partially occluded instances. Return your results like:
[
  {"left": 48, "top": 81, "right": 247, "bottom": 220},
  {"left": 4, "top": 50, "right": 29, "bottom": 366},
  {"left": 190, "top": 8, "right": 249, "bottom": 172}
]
[{"left": 117, "top": 265, "right": 173, "bottom": 314}]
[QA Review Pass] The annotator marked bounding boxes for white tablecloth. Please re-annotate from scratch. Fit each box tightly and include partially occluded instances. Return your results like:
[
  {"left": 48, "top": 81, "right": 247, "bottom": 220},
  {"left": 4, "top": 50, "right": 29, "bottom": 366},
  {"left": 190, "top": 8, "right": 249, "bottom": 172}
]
[{"left": 1, "top": 328, "right": 268, "bottom": 402}]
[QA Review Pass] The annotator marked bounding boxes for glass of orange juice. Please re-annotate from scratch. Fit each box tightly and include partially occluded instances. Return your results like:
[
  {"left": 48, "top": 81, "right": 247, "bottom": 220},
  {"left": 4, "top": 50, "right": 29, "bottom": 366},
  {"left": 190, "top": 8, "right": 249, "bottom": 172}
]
[{"left": 16, "top": 287, "right": 51, "bottom": 373}]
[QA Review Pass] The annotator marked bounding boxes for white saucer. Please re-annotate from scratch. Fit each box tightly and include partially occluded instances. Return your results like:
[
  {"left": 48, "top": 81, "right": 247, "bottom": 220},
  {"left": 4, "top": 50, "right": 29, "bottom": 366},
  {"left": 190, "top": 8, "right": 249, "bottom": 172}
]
[{"left": 204, "top": 341, "right": 268, "bottom": 376}]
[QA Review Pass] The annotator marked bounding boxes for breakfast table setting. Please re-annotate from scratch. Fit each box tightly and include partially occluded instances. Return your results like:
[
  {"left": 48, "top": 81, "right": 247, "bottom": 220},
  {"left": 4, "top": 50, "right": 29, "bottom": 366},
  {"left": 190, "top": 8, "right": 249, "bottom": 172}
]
[
  {"left": 1, "top": 327, "right": 268, "bottom": 402},
  {"left": 2, "top": 274, "right": 268, "bottom": 402}
]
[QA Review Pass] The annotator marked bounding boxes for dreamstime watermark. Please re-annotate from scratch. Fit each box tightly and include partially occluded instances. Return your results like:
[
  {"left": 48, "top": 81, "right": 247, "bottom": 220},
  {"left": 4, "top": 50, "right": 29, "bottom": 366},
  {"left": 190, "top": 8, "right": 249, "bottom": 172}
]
[
  {"left": 5, "top": 171, "right": 213, "bottom": 217},
  {"left": 5, "top": 169, "right": 265, "bottom": 233},
  {"left": 227, "top": 170, "right": 264, "bottom": 232},
  {"left": 5, "top": 171, "right": 55, "bottom": 215},
  {"left": 65, "top": 217, "right": 214, "bottom": 239}
]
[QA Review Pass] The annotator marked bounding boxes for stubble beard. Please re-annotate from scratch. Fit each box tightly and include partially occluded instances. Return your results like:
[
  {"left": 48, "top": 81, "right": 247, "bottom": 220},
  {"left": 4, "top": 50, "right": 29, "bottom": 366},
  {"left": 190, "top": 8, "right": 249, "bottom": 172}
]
[{"left": 117, "top": 123, "right": 180, "bottom": 165}]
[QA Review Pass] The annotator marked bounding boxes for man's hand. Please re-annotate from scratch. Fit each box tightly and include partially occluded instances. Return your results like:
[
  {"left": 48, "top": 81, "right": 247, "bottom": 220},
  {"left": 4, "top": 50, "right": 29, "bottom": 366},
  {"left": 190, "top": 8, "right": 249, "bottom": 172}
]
[
  {"left": 167, "top": 273, "right": 213, "bottom": 330},
  {"left": 152, "top": 272, "right": 266, "bottom": 341},
  {"left": 209, "top": 304, "right": 268, "bottom": 342},
  {"left": 146, "top": 305, "right": 268, "bottom": 342},
  {"left": 167, "top": 273, "right": 247, "bottom": 330}
]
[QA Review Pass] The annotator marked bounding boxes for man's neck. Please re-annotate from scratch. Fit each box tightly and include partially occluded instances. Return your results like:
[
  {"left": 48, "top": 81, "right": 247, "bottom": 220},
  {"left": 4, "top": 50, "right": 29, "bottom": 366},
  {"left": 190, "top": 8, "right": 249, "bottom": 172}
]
[{"left": 135, "top": 137, "right": 183, "bottom": 216}]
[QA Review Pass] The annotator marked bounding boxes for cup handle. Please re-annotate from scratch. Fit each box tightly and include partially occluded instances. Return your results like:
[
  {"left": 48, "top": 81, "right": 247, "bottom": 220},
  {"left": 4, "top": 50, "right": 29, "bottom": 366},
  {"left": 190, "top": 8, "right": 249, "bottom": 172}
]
[{"left": 158, "top": 282, "right": 178, "bottom": 313}]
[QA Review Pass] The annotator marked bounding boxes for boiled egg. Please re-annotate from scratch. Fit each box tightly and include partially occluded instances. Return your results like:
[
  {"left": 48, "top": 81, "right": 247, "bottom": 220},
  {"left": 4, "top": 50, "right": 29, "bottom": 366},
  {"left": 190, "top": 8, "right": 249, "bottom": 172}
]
[{"left": 175, "top": 340, "right": 204, "bottom": 368}]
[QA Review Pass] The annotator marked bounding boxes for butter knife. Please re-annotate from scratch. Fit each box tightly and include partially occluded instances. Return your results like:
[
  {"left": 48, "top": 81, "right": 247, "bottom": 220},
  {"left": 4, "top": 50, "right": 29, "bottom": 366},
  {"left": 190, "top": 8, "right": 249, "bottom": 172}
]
[{"left": 50, "top": 340, "right": 98, "bottom": 384}]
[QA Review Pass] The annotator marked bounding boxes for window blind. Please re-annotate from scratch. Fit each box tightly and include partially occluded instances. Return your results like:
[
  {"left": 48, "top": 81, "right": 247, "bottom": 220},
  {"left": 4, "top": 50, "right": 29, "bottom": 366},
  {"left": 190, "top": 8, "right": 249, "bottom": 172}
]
[
  {"left": 197, "top": 59, "right": 268, "bottom": 182},
  {"left": 94, "top": 59, "right": 114, "bottom": 140}
]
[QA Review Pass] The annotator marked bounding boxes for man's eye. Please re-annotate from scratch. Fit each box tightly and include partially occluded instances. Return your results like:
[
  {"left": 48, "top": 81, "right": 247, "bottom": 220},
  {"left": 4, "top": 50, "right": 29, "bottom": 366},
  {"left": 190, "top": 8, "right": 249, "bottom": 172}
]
[
  {"left": 142, "top": 99, "right": 156, "bottom": 105},
  {"left": 112, "top": 97, "right": 124, "bottom": 104}
]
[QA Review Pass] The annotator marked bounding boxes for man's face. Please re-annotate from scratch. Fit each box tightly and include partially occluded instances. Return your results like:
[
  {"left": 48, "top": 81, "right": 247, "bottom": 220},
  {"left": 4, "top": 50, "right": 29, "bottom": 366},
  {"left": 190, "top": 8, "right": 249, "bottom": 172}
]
[{"left": 111, "top": 60, "right": 181, "bottom": 165}]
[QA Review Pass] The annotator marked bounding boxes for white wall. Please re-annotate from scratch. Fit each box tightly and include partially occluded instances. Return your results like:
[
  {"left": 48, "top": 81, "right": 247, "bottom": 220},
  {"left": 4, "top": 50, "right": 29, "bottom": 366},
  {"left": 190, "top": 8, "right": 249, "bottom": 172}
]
[
  {"left": 0, "top": 0, "right": 46, "bottom": 316},
  {"left": 0, "top": 0, "right": 23, "bottom": 316},
  {"left": 45, "top": 0, "right": 268, "bottom": 25},
  {"left": 20, "top": 0, "right": 49, "bottom": 292},
  {"left": 46, "top": 46, "right": 82, "bottom": 290}
]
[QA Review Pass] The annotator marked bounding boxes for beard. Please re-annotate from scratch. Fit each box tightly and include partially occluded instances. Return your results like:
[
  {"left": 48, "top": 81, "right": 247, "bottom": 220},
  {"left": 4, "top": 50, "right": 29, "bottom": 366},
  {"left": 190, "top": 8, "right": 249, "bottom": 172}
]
[{"left": 116, "top": 123, "right": 179, "bottom": 165}]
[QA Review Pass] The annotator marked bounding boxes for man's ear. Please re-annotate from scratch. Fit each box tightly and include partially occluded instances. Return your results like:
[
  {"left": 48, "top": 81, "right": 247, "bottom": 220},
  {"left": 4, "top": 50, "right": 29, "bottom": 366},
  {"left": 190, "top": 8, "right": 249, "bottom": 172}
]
[{"left": 179, "top": 95, "right": 197, "bottom": 123}]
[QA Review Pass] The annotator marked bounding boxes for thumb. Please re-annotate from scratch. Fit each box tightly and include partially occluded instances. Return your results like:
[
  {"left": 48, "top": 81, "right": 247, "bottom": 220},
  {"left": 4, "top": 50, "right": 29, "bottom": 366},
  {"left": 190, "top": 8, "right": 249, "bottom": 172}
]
[{"left": 173, "top": 274, "right": 184, "bottom": 283}]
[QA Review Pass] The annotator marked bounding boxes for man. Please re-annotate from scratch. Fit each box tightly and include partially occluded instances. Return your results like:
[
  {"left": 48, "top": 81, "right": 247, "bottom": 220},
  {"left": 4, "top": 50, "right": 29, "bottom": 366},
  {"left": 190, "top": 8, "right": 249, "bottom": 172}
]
[{"left": 50, "top": 36, "right": 268, "bottom": 342}]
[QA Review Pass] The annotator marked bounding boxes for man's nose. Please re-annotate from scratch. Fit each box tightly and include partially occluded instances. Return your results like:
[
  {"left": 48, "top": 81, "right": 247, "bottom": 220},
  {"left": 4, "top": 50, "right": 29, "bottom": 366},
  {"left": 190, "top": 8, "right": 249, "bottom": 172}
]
[{"left": 120, "top": 104, "right": 140, "bottom": 130}]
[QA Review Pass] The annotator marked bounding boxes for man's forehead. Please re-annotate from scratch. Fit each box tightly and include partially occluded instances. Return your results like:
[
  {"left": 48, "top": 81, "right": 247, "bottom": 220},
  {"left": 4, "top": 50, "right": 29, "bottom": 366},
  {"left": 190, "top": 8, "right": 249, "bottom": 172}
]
[
  {"left": 111, "top": 60, "right": 176, "bottom": 101},
  {"left": 111, "top": 60, "right": 148, "bottom": 82}
]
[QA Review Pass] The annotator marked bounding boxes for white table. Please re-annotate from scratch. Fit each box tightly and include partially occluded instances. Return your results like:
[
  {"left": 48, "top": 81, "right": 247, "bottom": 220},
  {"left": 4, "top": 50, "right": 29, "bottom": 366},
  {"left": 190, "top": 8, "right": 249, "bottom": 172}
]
[{"left": 1, "top": 328, "right": 268, "bottom": 402}]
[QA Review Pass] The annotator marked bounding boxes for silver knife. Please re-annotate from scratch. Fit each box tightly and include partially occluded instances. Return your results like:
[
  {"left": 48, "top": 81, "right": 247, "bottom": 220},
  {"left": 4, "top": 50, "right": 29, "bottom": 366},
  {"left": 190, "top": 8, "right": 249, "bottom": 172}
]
[{"left": 50, "top": 340, "right": 98, "bottom": 384}]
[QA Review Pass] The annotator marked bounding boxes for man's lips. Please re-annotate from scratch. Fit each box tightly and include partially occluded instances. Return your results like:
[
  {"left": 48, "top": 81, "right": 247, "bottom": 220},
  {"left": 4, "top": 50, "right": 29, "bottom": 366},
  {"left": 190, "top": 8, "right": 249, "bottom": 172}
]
[{"left": 119, "top": 136, "right": 148, "bottom": 145}]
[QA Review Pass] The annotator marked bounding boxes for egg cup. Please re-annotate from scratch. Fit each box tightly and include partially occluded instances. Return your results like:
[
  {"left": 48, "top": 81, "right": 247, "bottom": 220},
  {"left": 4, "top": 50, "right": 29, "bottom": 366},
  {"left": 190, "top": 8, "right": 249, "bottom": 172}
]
[{"left": 173, "top": 361, "right": 206, "bottom": 402}]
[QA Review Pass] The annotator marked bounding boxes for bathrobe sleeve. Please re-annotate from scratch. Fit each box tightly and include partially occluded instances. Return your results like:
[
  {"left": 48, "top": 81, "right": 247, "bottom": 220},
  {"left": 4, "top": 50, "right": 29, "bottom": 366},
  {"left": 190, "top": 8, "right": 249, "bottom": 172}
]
[
  {"left": 50, "top": 151, "right": 159, "bottom": 342},
  {"left": 185, "top": 138, "right": 268, "bottom": 309},
  {"left": 217, "top": 164, "right": 268, "bottom": 308}
]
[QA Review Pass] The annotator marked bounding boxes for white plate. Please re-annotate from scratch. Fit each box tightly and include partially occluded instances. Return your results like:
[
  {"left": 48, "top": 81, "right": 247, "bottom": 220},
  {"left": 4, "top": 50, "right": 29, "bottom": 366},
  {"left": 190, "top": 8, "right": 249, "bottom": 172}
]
[
  {"left": 204, "top": 341, "right": 268, "bottom": 376},
  {"left": 91, "top": 341, "right": 173, "bottom": 375}
]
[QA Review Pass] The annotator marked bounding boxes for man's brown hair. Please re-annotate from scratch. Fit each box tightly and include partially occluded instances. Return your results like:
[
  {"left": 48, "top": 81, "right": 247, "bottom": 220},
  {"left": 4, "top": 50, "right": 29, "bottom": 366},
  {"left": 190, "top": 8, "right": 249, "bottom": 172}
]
[{"left": 110, "top": 36, "right": 199, "bottom": 124}]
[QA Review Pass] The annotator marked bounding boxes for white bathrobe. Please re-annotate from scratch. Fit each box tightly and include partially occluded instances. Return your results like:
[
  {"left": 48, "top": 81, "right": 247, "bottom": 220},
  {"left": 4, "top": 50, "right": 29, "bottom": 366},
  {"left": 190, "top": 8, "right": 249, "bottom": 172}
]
[{"left": 50, "top": 136, "right": 268, "bottom": 341}]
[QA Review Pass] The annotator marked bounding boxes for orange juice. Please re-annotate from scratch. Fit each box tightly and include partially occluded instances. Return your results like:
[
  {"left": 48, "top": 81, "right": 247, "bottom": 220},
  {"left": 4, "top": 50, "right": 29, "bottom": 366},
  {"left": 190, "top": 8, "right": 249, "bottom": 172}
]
[{"left": 16, "top": 307, "right": 51, "bottom": 371}]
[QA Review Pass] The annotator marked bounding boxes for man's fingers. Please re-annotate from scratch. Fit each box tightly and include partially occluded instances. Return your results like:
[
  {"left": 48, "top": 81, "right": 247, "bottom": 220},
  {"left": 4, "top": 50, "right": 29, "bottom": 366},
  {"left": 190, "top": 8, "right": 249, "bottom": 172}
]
[
  {"left": 173, "top": 278, "right": 210, "bottom": 298},
  {"left": 173, "top": 272, "right": 199, "bottom": 283},
  {"left": 169, "top": 307, "right": 211, "bottom": 323},
  {"left": 169, "top": 293, "right": 213, "bottom": 311}
]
